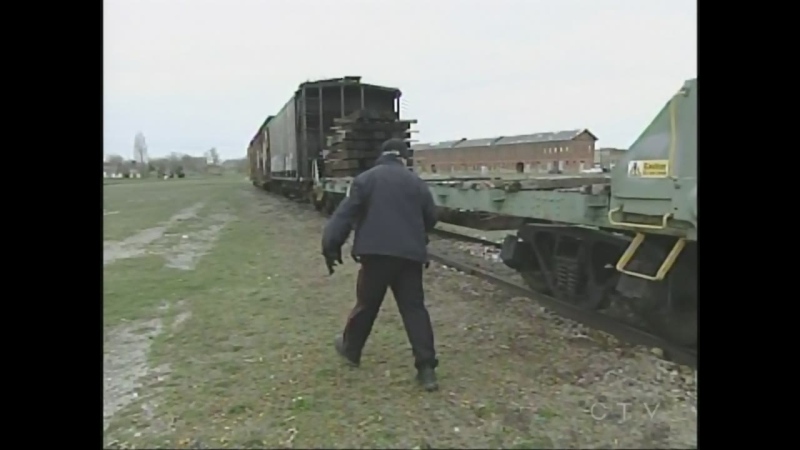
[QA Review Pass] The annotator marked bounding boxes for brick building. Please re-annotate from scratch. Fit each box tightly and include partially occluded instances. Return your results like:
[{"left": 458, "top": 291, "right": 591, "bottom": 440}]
[{"left": 412, "top": 129, "right": 598, "bottom": 174}]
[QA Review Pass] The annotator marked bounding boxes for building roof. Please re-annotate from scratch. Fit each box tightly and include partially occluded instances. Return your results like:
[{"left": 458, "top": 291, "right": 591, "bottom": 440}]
[
  {"left": 412, "top": 139, "right": 465, "bottom": 151},
  {"left": 414, "top": 129, "right": 596, "bottom": 150},
  {"left": 496, "top": 129, "right": 596, "bottom": 145},
  {"left": 460, "top": 137, "right": 503, "bottom": 147}
]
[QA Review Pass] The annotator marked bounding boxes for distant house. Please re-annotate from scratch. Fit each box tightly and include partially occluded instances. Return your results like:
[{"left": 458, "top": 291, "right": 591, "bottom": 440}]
[{"left": 103, "top": 163, "right": 117, "bottom": 178}]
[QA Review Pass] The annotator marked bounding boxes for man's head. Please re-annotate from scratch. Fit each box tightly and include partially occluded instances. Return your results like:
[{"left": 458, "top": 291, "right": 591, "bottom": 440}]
[{"left": 380, "top": 138, "right": 410, "bottom": 165}]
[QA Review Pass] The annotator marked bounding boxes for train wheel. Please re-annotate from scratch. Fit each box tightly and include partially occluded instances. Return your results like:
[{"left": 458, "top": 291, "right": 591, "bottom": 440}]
[
  {"left": 323, "top": 195, "right": 336, "bottom": 216},
  {"left": 521, "top": 227, "right": 613, "bottom": 311},
  {"left": 311, "top": 188, "right": 325, "bottom": 211},
  {"left": 638, "top": 245, "right": 697, "bottom": 347},
  {"left": 311, "top": 194, "right": 323, "bottom": 210},
  {"left": 520, "top": 270, "right": 549, "bottom": 293}
]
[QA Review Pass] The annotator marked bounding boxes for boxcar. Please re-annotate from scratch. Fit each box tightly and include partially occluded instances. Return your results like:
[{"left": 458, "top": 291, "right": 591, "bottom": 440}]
[{"left": 249, "top": 76, "right": 403, "bottom": 195}]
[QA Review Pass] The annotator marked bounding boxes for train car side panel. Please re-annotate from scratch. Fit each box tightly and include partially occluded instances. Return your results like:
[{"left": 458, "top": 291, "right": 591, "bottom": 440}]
[
  {"left": 268, "top": 97, "right": 299, "bottom": 176},
  {"left": 247, "top": 140, "right": 258, "bottom": 184}
]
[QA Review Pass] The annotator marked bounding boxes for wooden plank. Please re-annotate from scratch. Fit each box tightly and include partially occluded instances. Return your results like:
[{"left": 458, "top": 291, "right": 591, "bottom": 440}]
[
  {"left": 325, "top": 149, "right": 382, "bottom": 160},
  {"left": 330, "top": 122, "right": 413, "bottom": 132},
  {"left": 328, "top": 133, "right": 414, "bottom": 144},
  {"left": 328, "top": 140, "right": 382, "bottom": 150},
  {"left": 334, "top": 129, "right": 410, "bottom": 138},
  {"left": 334, "top": 116, "right": 418, "bottom": 125}
]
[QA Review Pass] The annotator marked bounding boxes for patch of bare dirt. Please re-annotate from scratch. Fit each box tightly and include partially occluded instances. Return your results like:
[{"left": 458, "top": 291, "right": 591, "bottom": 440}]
[
  {"left": 104, "top": 317, "right": 166, "bottom": 431},
  {"left": 104, "top": 301, "right": 192, "bottom": 434},
  {"left": 104, "top": 202, "right": 206, "bottom": 266},
  {"left": 163, "top": 213, "right": 233, "bottom": 271}
]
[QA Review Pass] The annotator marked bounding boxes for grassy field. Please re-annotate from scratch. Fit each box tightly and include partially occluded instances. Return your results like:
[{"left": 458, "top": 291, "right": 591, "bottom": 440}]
[{"left": 104, "top": 177, "right": 696, "bottom": 449}]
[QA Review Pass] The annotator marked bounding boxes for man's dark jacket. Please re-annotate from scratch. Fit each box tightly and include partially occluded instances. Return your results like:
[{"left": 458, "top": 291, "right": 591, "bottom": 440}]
[{"left": 321, "top": 154, "right": 438, "bottom": 264}]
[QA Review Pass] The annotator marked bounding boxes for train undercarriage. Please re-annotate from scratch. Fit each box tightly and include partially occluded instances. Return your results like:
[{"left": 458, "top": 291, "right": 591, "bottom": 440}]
[{"left": 501, "top": 223, "right": 697, "bottom": 347}]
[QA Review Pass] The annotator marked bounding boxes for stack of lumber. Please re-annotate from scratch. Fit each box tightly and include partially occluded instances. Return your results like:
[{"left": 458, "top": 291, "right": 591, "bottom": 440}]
[{"left": 322, "top": 110, "right": 416, "bottom": 177}]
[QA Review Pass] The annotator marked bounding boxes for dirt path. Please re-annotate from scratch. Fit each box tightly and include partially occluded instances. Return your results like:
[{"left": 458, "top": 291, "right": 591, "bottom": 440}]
[
  {"left": 103, "top": 202, "right": 206, "bottom": 266},
  {"left": 104, "top": 301, "right": 191, "bottom": 433}
]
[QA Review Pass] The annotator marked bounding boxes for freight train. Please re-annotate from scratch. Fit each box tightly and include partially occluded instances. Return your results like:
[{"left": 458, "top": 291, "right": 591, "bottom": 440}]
[
  {"left": 247, "top": 76, "right": 414, "bottom": 205},
  {"left": 248, "top": 76, "right": 698, "bottom": 349}
]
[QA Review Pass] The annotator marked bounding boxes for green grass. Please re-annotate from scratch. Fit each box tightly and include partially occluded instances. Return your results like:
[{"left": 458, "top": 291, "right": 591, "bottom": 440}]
[{"left": 103, "top": 177, "right": 692, "bottom": 449}]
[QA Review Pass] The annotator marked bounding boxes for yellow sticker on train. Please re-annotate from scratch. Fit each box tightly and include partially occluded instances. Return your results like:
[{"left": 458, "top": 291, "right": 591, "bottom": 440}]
[{"left": 627, "top": 160, "right": 669, "bottom": 178}]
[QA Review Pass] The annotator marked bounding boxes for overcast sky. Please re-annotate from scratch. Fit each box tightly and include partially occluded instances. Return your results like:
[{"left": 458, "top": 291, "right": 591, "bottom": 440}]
[{"left": 104, "top": 0, "right": 696, "bottom": 161}]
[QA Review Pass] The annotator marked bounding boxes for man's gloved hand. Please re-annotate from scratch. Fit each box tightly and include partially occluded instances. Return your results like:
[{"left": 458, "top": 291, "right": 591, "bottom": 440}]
[
  {"left": 424, "top": 235, "right": 430, "bottom": 269},
  {"left": 323, "top": 249, "right": 343, "bottom": 275}
]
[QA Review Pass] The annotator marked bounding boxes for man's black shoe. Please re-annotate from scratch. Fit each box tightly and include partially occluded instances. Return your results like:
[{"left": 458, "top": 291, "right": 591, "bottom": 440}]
[
  {"left": 334, "top": 335, "right": 359, "bottom": 367},
  {"left": 416, "top": 367, "right": 438, "bottom": 392}
]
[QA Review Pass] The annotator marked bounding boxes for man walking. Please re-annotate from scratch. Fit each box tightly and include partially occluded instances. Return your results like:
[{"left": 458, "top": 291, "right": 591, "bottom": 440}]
[{"left": 321, "top": 138, "right": 440, "bottom": 391}]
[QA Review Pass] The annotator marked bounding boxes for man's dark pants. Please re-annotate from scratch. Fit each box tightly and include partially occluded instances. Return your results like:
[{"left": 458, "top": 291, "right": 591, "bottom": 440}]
[{"left": 341, "top": 255, "right": 438, "bottom": 369}]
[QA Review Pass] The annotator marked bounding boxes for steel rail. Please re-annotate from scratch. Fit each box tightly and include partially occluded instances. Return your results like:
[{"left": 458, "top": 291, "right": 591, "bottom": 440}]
[{"left": 427, "top": 250, "right": 697, "bottom": 369}]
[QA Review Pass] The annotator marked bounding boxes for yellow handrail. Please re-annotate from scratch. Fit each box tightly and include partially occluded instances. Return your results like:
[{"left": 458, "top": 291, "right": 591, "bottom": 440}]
[{"left": 615, "top": 233, "right": 686, "bottom": 281}]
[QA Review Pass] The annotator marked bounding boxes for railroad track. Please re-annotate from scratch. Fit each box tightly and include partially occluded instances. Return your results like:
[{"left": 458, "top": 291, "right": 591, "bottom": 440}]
[
  {"left": 430, "top": 227, "right": 504, "bottom": 248},
  {"left": 428, "top": 229, "right": 697, "bottom": 369}
]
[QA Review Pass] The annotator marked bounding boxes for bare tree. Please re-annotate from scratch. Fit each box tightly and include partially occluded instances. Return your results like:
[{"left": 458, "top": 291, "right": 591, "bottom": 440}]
[
  {"left": 106, "top": 154, "right": 124, "bottom": 174},
  {"left": 133, "top": 132, "right": 150, "bottom": 176},
  {"left": 208, "top": 147, "right": 221, "bottom": 166},
  {"left": 181, "top": 154, "right": 197, "bottom": 173},
  {"left": 168, "top": 152, "right": 186, "bottom": 178},
  {"left": 151, "top": 158, "right": 169, "bottom": 178}
]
